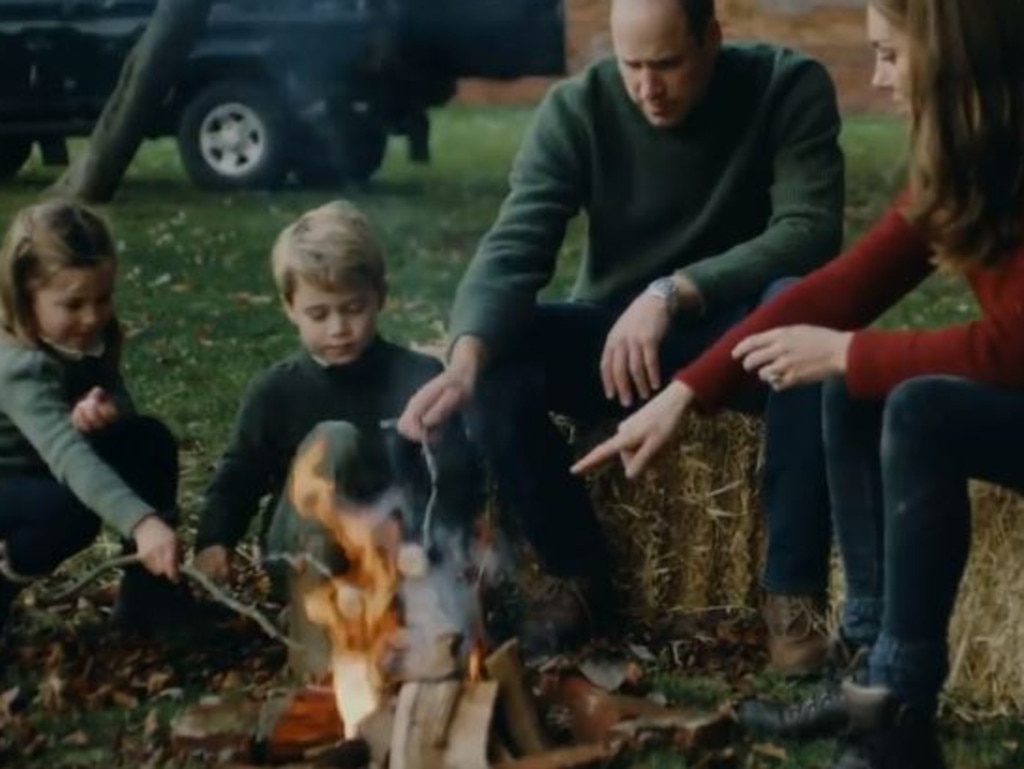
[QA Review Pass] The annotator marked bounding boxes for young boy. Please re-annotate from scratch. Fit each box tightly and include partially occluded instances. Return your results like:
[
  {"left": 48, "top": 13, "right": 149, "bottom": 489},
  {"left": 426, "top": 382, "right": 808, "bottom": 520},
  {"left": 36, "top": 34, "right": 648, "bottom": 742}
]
[{"left": 192, "top": 201, "right": 483, "bottom": 669}]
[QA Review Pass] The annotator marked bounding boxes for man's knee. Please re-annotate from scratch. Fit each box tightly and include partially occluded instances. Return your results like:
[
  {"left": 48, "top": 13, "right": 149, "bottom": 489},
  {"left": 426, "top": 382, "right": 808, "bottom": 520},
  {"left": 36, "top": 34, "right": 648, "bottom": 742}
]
[{"left": 465, "top": 362, "right": 543, "bottom": 449}]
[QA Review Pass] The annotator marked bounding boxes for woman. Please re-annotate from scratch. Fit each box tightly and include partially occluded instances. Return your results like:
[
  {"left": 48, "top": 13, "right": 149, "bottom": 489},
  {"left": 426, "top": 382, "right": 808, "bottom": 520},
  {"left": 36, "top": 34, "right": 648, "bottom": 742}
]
[{"left": 573, "top": 1, "right": 1024, "bottom": 767}]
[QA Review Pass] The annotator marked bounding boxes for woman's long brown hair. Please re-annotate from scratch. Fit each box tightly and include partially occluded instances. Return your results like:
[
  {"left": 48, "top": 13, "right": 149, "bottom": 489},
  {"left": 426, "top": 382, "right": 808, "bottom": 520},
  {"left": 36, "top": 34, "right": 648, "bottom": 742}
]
[{"left": 874, "top": 0, "right": 1024, "bottom": 270}]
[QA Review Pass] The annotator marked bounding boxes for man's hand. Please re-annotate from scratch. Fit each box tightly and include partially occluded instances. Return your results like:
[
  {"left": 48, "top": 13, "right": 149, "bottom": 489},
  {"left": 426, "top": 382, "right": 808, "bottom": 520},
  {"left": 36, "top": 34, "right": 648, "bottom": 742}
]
[
  {"left": 601, "top": 275, "right": 701, "bottom": 407},
  {"left": 732, "top": 325, "right": 852, "bottom": 390},
  {"left": 71, "top": 387, "right": 119, "bottom": 433},
  {"left": 193, "top": 545, "right": 232, "bottom": 583},
  {"left": 572, "top": 380, "right": 694, "bottom": 479},
  {"left": 132, "top": 515, "right": 180, "bottom": 581},
  {"left": 601, "top": 291, "right": 672, "bottom": 407},
  {"left": 398, "top": 336, "right": 486, "bottom": 442}
]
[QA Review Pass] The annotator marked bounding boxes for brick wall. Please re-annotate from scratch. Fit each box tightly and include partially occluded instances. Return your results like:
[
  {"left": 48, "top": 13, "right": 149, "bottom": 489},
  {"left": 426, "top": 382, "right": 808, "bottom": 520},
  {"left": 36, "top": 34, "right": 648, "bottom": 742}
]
[{"left": 457, "top": 0, "right": 892, "bottom": 113}]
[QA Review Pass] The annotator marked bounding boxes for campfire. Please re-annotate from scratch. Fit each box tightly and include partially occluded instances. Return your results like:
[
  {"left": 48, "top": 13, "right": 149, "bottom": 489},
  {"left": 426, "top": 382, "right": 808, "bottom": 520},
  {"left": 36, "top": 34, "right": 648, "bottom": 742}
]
[{"left": 169, "top": 437, "right": 737, "bottom": 768}]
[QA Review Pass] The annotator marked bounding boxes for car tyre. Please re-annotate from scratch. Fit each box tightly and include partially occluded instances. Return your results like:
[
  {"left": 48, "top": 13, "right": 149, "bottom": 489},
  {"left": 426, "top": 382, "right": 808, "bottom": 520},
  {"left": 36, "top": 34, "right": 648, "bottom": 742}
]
[
  {"left": 177, "top": 80, "right": 288, "bottom": 190},
  {"left": 0, "top": 139, "right": 32, "bottom": 180},
  {"left": 294, "top": 114, "right": 388, "bottom": 187}
]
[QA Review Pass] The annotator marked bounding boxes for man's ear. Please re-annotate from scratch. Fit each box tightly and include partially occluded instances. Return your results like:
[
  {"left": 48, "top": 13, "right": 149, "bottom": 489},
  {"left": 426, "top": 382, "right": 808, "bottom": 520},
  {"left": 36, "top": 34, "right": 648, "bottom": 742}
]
[{"left": 702, "top": 18, "right": 722, "bottom": 53}]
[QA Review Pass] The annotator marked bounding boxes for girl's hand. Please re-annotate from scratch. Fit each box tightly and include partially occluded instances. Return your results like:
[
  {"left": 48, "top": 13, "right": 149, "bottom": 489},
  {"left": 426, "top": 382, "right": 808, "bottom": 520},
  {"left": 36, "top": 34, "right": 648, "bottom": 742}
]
[
  {"left": 193, "top": 545, "right": 231, "bottom": 584},
  {"left": 732, "top": 326, "right": 852, "bottom": 390},
  {"left": 132, "top": 515, "right": 180, "bottom": 581},
  {"left": 71, "top": 387, "right": 119, "bottom": 433},
  {"left": 571, "top": 380, "right": 695, "bottom": 479}
]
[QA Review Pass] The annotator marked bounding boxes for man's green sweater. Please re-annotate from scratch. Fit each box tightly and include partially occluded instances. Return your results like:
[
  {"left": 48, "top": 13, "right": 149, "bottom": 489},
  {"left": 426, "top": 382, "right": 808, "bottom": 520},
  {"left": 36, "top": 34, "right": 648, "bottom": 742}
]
[
  {"left": 0, "top": 333, "right": 150, "bottom": 538},
  {"left": 448, "top": 43, "right": 845, "bottom": 350}
]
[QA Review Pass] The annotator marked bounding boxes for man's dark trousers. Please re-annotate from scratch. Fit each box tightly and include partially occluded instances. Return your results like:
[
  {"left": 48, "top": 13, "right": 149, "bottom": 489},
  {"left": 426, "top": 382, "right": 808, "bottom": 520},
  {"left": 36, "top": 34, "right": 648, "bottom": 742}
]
[{"left": 465, "top": 279, "right": 831, "bottom": 596}]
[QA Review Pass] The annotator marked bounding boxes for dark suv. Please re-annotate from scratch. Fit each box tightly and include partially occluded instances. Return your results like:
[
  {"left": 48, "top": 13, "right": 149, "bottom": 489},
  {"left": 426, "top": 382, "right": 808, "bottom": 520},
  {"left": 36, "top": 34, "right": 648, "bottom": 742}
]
[{"left": 0, "top": 0, "right": 564, "bottom": 188}]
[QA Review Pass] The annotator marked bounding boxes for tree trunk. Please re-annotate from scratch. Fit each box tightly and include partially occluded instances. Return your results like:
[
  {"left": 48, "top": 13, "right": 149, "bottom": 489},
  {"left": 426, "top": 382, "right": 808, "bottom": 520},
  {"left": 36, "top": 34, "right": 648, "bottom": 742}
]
[{"left": 51, "top": 0, "right": 214, "bottom": 202}]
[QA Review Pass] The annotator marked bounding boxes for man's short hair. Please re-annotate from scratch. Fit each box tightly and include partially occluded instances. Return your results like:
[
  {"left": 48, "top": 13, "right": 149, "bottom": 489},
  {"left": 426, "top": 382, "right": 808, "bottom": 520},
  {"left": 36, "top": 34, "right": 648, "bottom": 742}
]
[
  {"left": 677, "top": 0, "right": 716, "bottom": 38},
  {"left": 271, "top": 200, "right": 386, "bottom": 302}
]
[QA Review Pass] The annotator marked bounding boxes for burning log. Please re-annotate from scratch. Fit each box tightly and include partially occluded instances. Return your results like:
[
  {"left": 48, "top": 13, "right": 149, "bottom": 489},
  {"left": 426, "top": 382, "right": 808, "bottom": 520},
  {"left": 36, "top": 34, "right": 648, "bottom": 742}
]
[
  {"left": 258, "top": 687, "right": 346, "bottom": 763},
  {"left": 484, "top": 640, "right": 548, "bottom": 756}
]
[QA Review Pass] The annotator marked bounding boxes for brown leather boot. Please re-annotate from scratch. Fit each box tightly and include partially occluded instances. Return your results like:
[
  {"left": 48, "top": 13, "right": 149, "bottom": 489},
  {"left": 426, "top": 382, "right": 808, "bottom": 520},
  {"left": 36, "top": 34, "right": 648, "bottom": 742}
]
[
  {"left": 739, "top": 636, "right": 869, "bottom": 739},
  {"left": 762, "top": 591, "right": 829, "bottom": 677}
]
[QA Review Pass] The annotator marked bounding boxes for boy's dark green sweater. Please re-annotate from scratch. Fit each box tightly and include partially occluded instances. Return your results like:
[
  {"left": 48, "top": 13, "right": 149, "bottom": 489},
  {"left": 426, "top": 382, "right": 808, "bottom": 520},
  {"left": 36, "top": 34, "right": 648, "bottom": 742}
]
[
  {"left": 196, "top": 338, "right": 482, "bottom": 550},
  {"left": 449, "top": 43, "right": 845, "bottom": 351}
]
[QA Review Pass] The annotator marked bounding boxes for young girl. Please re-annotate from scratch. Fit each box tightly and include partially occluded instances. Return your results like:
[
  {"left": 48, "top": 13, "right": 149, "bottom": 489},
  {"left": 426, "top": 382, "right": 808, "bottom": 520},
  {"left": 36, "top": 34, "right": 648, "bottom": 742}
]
[
  {"left": 574, "top": 0, "right": 1024, "bottom": 766},
  {"left": 0, "top": 199, "right": 183, "bottom": 633}
]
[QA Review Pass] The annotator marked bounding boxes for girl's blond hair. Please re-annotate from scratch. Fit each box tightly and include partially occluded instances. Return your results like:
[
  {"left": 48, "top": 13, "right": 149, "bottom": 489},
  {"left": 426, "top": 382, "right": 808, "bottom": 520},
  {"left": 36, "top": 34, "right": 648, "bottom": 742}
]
[
  {"left": 271, "top": 200, "right": 386, "bottom": 303},
  {"left": 874, "top": 0, "right": 1024, "bottom": 270},
  {"left": 0, "top": 199, "right": 122, "bottom": 352}
]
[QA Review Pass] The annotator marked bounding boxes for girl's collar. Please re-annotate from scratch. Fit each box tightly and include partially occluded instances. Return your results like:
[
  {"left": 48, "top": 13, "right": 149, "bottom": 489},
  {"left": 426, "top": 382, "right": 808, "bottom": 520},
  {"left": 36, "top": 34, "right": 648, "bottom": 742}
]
[{"left": 41, "top": 337, "right": 106, "bottom": 361}]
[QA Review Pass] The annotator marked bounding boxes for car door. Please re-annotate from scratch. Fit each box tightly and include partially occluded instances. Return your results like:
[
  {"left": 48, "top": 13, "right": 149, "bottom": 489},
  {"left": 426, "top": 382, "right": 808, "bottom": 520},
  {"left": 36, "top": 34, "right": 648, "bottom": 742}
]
[
  {"left": 0, "top": 0, "right": 68, "bottom": 120},
  {"left": 398, "top": 0, "right": 565, "bottom": 79},
  {"left": 57, "top": 0, "right": 156, "bottom": 117}
]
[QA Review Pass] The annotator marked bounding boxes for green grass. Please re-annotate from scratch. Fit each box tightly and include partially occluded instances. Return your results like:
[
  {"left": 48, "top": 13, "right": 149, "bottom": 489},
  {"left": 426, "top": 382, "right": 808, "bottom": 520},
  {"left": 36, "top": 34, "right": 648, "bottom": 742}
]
[{"left": 0, "top": 106, "right": 1011, "bottom": 767}]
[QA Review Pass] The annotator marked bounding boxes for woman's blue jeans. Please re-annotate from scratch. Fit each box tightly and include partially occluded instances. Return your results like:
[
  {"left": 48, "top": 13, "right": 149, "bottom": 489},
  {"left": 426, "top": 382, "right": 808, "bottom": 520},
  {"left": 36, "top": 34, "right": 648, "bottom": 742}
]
[{"left": 824, "top": 375, "right": 1024, "bottom": 711}]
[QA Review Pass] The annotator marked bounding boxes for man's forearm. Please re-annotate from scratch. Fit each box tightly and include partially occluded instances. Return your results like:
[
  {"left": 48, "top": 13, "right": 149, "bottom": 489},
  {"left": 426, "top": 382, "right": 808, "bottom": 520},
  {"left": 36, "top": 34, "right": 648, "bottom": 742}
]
[{"left": 448, "top": 335, "right": 489, "bottom": 388}]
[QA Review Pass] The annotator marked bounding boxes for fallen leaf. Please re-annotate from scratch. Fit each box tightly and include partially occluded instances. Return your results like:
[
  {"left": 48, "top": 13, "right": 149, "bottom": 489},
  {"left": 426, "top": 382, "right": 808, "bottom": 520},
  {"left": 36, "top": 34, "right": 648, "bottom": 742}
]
[
  {"left": 578, "top": 657, "right": 632, "bottom": 692},
  {"left": 144, "top": 709, "right": 160, "bottom": 739},
  {"left": 752, "top": 742, "right": 788, "bottom": 760},
  {"left": 63, "top": 730, "right": 90, "bottom": 746}
]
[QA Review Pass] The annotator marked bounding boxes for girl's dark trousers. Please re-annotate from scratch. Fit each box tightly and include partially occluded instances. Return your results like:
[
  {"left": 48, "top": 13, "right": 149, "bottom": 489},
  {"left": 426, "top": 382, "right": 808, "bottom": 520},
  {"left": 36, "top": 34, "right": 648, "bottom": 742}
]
[{"left": 0, "top": 416, "right": 180, "bottom": 629}]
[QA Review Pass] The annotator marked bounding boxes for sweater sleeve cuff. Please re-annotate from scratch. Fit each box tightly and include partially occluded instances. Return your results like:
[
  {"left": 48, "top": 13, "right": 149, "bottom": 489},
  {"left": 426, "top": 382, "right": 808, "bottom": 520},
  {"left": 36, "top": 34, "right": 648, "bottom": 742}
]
[{"left": 845, "top": 330, "right": 898, "bottom": 398}]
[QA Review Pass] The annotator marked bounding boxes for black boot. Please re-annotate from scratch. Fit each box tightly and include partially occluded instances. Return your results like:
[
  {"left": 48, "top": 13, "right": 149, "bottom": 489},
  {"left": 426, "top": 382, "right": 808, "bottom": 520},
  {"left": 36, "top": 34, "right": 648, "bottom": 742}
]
[
  {"left": 114, "top": 566, "right": 197, "bottom": 636},
  {"left": 739, "top": 636, "right": 868, "bottom": 739},
  {"left": 833, "top": 681, "right": 946, "bottom": 769}
]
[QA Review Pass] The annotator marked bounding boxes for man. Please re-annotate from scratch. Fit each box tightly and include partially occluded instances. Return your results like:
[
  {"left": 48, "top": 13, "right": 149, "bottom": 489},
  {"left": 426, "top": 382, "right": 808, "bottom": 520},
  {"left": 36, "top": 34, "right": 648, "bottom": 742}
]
[{"left": 400, "top": 0, "right": 844, "bottom": 674}]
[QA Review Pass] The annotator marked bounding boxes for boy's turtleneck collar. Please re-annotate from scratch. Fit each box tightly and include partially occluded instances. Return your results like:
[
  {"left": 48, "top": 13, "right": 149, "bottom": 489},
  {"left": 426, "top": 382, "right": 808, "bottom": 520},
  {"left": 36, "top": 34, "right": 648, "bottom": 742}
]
[{"left": 308, "top": 335, "right": 384, "bottom": 371}]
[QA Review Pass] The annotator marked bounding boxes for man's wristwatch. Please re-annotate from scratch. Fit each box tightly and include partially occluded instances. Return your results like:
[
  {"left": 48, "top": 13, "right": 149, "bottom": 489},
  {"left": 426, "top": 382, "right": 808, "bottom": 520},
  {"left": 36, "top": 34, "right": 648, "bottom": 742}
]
[{"left": 645, "top": 276, "right": 680, "bottom": 314}]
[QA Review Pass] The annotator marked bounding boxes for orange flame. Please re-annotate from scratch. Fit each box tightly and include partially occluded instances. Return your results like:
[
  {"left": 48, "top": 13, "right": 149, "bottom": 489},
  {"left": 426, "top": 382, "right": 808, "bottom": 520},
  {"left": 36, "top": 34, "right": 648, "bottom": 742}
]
[
  {"left": 468, "top": 639, "right": 484, "bottom": 684},
  {"left": 289, "top": 438, "right": 401, "bottom": 739}
]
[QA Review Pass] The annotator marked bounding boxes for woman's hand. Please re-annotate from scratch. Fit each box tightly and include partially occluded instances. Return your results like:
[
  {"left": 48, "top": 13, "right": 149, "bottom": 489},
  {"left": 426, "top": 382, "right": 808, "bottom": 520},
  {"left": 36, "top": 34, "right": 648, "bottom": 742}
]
[
  {"left": 132, "top": 515, "right": 180, "bottom": 581},
  {"left": 571, "top": 380, "right": 695, "bottom": 479},
  {"left": 732, "top": 326, "right": 852, "bottom": 390},
  {"left": 71, "top": 387, "right": 119, "bottom": 433},
  {"left": 192, "top": 545, "right": 231, "bottom": 583}
]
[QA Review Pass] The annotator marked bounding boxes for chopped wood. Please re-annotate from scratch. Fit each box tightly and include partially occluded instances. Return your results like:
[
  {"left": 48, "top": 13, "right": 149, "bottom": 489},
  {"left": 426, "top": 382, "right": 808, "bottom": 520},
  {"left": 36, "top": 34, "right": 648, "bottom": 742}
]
[
  {"left": 484, "top": 639, "right": 549, "bottom": 756},
  {"left": 356, "top": 704, "right": 395, "bottom": 766},
  {"left": 391, "top": 681, "right": 498, "bottom": 769},
  {"left": 491, "top": 742, "right": 622, "bottom": 769}
]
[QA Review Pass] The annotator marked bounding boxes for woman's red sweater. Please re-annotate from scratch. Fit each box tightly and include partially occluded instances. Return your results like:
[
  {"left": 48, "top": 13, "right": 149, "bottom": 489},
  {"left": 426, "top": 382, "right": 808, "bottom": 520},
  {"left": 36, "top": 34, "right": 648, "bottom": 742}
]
[{"left": 676, "top": 203, "right": 1024, "bottom": 409}]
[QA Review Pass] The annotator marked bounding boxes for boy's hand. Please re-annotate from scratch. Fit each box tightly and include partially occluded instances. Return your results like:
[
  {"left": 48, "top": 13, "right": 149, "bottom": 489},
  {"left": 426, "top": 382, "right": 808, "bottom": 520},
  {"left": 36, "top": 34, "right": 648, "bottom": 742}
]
[
  {"left": 193, "top": 545, "right": 232, "bottom": 583},
  {"left": 71, "top": 387, "right": 119, "bottom": 433},
  {"left": 132, "top": 515, "right": 180, "bottom": 581}
]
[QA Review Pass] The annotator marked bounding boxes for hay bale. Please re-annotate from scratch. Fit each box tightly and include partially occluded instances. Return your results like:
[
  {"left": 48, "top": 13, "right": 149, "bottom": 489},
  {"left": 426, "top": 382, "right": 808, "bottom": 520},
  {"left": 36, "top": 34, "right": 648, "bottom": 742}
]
[
  {"left": 946, "top": 483, "right": 1024, "bottom": 710},
  {"left": 582, "top": 412, "right": 765, "bottom": 628},
  {"left": 583, "top": 415, "right": 1024, "bottom": 710}
]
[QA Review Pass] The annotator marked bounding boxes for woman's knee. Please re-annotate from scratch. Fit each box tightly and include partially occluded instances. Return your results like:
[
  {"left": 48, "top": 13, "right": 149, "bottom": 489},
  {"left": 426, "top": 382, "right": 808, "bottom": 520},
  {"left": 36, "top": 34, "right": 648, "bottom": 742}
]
[{"left": 882, "top": 377, "right": 963, "bottom": 441}]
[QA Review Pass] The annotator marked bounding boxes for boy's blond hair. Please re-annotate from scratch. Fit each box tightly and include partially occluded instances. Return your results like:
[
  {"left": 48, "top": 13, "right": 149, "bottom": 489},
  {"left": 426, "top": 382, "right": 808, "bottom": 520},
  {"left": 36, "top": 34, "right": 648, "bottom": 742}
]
[{"left": 271, "top": 201, "right": 386, "bottom": 303}]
